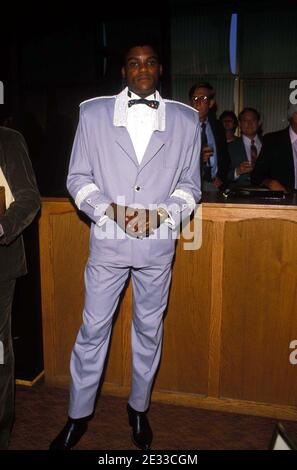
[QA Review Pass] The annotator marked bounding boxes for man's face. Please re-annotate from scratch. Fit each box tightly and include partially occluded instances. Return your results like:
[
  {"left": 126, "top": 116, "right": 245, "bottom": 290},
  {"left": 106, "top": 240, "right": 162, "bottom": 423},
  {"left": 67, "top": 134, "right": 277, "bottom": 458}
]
[
  {"left": 239, "top": 111, "right": 260, "bottom": 138},
  {"left": 190, "top": 87, "right": 214, "bottom": 121},
  {"left": 122, "top": 46, "right": 162, "bottom": 98}
]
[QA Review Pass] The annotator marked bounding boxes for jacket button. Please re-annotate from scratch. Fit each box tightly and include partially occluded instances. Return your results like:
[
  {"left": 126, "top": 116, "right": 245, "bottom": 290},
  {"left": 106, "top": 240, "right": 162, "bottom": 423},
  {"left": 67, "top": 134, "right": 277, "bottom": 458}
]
[{"left": 135, "top": 186, "right": 141, "bottom": 191}]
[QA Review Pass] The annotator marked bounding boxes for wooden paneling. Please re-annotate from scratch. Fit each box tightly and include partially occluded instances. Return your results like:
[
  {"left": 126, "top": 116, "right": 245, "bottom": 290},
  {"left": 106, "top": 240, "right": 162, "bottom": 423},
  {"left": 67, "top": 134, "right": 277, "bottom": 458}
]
[
  {"left": 221, "top": 219, "right": 297, "bottom": 406},
  {"left": 39, "top": 198, "right": 297, "bottom": 420},
  {"left": 39, "top": 200, "right": 127, "bottom": 387},
  {"left": 51, "top": 212, "right": 89, "bottom": 376},
  {"left": 156, "top": 220, "right": 212, "bottom": 395}
]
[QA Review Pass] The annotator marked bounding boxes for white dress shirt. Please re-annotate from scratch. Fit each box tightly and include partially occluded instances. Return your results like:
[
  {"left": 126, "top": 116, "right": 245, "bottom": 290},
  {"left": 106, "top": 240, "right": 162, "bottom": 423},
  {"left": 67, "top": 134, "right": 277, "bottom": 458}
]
[
  {"left": 127, "top": 91, "right": 159, "bottom": 164},
  {"left": 114, "top": 87, "right": 165, "bottom": 164},
  {"left": 242, "top": 134, "right": 262, "bottom": 163},
  {"left": 203, "top": 119, "right": 218, "bottom": 179},
  {"left": 289, "top": 126, "right": 297, "bottom": 190}
]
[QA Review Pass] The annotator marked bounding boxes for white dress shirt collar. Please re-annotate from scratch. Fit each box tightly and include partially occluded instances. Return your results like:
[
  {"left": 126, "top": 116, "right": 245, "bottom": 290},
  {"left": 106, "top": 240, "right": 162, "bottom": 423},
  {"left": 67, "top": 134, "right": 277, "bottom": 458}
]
[
  {"left": 289, "top": 127, "right": 297, "bottom": 190},
  {"left": 242, "top": 133, "right": 261, "bottom": 147},
  {"left": 113, "top": 86, "right": 165, "bottom": 131},
  {"left": 242, "top": 133, "right": 262, "bottom": 161},
  {"left": 289, "top": 126, "right": 297, "bottom": 144}
]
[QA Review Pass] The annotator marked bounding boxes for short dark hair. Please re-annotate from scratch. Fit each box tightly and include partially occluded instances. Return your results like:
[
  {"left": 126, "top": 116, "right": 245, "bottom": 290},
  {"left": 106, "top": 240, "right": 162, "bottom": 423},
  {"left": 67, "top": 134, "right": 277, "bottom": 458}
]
[
  {"left": 123, "top": 39, "right": 162, "bottom": 65},
  {"left": 219, "top": 110, "right": 238, "bottom": 128},
  {"left": 238, "top": 107, "right": 261, "bottom": 122},
  {"left": 189, "top": 82, "right": 215, "bottom": 101}
]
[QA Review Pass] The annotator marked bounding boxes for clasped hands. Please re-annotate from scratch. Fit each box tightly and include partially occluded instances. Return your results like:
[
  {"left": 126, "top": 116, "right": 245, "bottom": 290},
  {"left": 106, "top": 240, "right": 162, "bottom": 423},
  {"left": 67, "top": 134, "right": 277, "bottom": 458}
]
[{"left": 106, "top": 203, "right": 164, "bottom": 238}]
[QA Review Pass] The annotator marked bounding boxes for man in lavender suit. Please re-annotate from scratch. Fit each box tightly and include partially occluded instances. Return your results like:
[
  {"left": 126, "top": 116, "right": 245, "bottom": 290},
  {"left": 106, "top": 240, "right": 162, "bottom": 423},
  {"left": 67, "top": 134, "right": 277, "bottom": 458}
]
[{"left": 50, "top": 41, "right": 201, "bottom": 450}]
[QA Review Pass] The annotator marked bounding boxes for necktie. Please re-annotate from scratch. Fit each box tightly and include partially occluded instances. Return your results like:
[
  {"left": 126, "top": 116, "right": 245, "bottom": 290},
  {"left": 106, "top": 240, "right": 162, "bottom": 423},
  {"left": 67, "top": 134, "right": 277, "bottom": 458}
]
[
  {"left": 128, "top": 98, "right": 159, "bottom": 109},
  {"left": 250, "top": 139, "right": 258, "bottom": 163},
  {"left": 200, "top": 122, "right": 212, "bottom": 182},
  {"left": 201, "top": 122, "right": 208, "bottom": 148}
]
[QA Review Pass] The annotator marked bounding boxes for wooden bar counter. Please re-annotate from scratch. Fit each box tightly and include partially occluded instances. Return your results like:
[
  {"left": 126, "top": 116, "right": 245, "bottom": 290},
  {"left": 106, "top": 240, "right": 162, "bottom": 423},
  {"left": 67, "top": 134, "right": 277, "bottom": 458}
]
[{"left": 39, "top": 193, "right": 297, "bottom": 420}]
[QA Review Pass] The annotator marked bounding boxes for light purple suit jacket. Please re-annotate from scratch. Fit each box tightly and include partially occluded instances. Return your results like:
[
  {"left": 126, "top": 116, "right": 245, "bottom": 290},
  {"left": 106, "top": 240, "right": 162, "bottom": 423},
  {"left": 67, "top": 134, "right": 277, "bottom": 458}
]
[{"left": 67, "top": 95, "right": 201, "bottom": 267}]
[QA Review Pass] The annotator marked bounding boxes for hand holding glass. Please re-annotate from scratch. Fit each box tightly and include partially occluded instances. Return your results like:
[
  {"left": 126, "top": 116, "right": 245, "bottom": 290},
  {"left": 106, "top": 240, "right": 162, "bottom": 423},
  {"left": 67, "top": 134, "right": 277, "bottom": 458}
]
[{"left": 202, "top": 144, "right": 214, "bottom": 164}]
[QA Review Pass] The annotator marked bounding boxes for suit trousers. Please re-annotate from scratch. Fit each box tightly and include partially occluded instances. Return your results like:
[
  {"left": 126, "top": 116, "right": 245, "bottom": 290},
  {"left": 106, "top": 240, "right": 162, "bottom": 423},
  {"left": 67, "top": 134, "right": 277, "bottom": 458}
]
[
  {"left": 69, "top": 261, "right": 172, "bottom": 418},
  {"left": 0, "top": 279, "right": 16, "bottom": 450}
]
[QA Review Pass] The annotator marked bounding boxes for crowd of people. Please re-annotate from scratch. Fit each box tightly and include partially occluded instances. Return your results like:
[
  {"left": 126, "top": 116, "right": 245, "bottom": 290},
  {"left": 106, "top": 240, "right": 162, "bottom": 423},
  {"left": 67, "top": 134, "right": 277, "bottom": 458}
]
[{"left": 188, "top": 81, "right": 297, "bottom": 193}]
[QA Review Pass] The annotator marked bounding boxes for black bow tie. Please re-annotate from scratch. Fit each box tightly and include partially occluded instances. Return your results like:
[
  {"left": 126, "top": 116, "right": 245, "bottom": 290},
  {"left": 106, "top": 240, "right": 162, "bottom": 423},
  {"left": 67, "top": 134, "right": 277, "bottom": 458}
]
[{"left": 128, "top": 98, "right": 159, "bottom": 109}]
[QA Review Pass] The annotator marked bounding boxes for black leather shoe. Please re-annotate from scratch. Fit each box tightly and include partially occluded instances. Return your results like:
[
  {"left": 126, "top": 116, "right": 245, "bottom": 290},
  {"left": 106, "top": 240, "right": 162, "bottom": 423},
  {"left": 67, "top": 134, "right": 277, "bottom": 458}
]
[
  {"left": 127, "top": 403, "right": 153, "bottom": 450},
  {"left": 49, "top": 417, "right": 88, "bottom": 450}
]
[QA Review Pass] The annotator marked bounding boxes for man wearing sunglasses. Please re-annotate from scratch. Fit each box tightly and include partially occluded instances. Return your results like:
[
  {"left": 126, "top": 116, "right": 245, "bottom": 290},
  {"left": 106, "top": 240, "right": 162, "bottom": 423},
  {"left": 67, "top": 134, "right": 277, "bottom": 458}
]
[{"left": 189, "top": 82, "right": 230, "bottom": 192}]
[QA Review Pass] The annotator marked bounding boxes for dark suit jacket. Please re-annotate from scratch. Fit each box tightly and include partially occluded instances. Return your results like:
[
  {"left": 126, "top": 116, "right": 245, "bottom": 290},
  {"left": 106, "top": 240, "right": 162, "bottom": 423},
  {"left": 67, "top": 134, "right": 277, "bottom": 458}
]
[
  {"left": 228, "top": 137, "right": 251, "bottom": 186},
  {"left": 251, "top": 126, "right": 295, "bottom": 190},
  {"left": 208, "top": 117, "right": 230, "bottom": 185},
  {"left": 0, "top": 127, "right": 40, "bottom": 280}
]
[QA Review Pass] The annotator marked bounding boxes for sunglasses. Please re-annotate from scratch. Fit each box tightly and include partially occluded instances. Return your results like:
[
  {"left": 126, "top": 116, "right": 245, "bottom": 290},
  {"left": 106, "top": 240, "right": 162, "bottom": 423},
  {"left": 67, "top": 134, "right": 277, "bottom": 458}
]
[{"left": 191, "top": 95, "right": 209, "bottom": 104}]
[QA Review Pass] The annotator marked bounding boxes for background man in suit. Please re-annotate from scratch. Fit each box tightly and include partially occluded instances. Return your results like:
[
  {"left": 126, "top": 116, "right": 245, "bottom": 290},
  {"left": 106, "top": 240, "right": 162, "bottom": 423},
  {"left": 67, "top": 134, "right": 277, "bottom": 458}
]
[
  {"left": 228, "top": 107, "right": 262, "bottom": 187},
  {"left": 252, "top": 103, "right": 297, "bottom": 191},
  {"left": 189, "top": 82, "right": 230, "bottom": 192},
  {"left": 50, "top": 41, "right": 201, "bottom": 451},
  {"left": 0, "top": 127, "right": 40, "bottom": 449}
]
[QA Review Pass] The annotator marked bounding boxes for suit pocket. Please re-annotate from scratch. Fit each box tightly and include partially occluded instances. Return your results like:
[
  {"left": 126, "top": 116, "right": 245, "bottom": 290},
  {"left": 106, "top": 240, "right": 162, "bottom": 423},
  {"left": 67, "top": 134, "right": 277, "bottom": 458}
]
[
  {"left": 163, "top": 141, "right": 185, "bottom": 169},
  {"left": 163, "top": 155, "right": 181, "bottom": 169}
]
